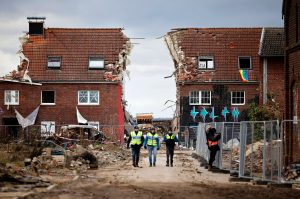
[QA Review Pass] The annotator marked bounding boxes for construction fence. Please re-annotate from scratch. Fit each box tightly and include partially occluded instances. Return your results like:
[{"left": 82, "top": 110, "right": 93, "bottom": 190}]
[
  {"left": 191, "top": 120, "right": 300, "bottom": 184},
  {"left": 0, "top": 124, "right": 130, "bottom": 153}
]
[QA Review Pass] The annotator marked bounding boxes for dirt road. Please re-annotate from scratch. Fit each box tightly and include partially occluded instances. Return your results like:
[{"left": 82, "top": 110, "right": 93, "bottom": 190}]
[{"left": 25, "top": 150, "right": 300, "bottom": 199}]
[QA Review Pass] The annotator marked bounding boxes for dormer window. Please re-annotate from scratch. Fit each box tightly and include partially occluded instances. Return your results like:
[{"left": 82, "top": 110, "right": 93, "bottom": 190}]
[
  {"left": 47, "top": 56, "right": 61, "bottom": 69},
  {"left": 89, "top": 57, "right": 104, "bottom": 69},
  {"left": 238, "top": 56, "right": 252, "bottom": 69},
  {"left": 198, "top": 56, "right": 214, "bottom": 69}
]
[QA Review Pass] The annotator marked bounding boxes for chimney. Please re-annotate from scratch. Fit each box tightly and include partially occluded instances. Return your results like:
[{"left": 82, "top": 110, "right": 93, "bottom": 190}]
[{"left": 27, "top": 17, "right": 46, "bottom": 35}]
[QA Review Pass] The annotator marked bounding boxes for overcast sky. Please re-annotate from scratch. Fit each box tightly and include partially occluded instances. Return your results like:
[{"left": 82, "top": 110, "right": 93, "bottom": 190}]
[{"left": 0, "top": 0, "right": 283, "bottom": 118}]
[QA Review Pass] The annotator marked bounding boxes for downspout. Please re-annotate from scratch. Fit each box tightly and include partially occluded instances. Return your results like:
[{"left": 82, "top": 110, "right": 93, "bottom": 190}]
[{"left": 263, "top": 58, "right": 268, "bottom": 104}]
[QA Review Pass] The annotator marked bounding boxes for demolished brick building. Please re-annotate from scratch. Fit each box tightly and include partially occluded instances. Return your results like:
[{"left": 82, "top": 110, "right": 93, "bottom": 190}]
[
  {"left": 0, "top": 18, "right": 132, "bottom": 140},
  {"left": 164, "top": 27, "right": 284, "bottom": 128}
]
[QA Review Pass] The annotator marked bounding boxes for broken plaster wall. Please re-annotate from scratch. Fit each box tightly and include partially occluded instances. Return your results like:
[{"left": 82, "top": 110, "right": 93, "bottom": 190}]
[
  {"left": 3, "top": 34, "right": 32, "bottom": 83},
  {"left": 104, "top": 40, "right": 133, "bottom": 82}
]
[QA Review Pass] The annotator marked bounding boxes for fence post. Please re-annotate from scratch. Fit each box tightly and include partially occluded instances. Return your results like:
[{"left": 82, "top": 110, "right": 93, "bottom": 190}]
[
  {"left": 263, "top": 121, "right": 266, "bottom": 181},
  {"left": 239, "top": 122, "right": 246, "bottom": 178}
]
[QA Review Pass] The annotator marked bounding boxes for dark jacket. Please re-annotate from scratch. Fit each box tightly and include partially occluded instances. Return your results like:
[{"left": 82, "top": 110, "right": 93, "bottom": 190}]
[
  {"left": 163, "top": 132, "right": 178, "bottom": 148},
  {"left": 206, "top": 128, "right": 221, "bottom": 151}
]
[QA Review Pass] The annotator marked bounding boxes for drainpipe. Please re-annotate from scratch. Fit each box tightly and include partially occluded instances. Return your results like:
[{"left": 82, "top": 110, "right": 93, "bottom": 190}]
[{"left": 263, "top": 58, "right": 268, "bottom": 104}]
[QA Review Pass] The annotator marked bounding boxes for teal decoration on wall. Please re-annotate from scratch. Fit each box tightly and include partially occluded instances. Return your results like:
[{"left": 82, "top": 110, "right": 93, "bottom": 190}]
[
  {"left": 190, "top": 106, "right": 199, "bottom": 120},
  {"left": 232, "top": 107, "right": 240, "bottom": 122},
  {"left": 209, "top": 107, "right": 218, "bottom": 122},
  {"left": 221, "top": 107, "right": 230, "bottom": 122},
  {"left": 200, "top": 107, "right": 209, "bottom": 123}
]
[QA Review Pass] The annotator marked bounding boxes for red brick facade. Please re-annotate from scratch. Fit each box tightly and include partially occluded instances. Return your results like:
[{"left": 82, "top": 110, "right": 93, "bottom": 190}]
[
  {"left": 283, "top": 0, "right": 300, "bottom": 165},
  {"left": 0, "top": 21, "right": 130, "bottom": 142},
  {"left": 165, "top": 28, "right": 285, "bottom": 127}
]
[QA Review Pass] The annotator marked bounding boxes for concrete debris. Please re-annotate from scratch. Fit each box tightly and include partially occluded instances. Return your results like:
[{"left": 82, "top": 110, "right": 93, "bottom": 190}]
[
  {"left": 0, "top": 140, "right": 129, "bottom": 194},
  {"left": 3, "top": 34, "right": 32, "bottom": 83},
  {"left": 283, "top": 164, "right": 300, "bottom": 181},
  {"left": 104, "top": 40, "right": 133, "bottom": 81},
  {"left": 164, "top": 31, "right": 215, "bottom": 83}
]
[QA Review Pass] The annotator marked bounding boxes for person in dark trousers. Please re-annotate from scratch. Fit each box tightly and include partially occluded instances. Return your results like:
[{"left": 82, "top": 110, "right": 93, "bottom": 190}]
[
  {"left": 163, "top": 127, "right": 178, "bottom": 167},
  {"left": 206, "top": 127, "right": 221, "bottom": 171},
  {"left": 127, "top": 126, "right": 144, "bottom": 167}
]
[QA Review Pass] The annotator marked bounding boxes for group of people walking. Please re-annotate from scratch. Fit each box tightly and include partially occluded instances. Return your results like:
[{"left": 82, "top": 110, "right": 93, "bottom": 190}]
[
  {"left": 127, "top": 126, "right": 178, "bottom": 167},
  {"left": 127, "top": 125, "right": 221, "bottom": 170}
]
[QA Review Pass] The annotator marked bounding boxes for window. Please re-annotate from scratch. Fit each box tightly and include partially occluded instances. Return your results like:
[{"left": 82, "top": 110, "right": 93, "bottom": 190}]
[
  {"left": 201, "top": 91, "right": 211, "bottom": 105},
  {"left": 189, "top": 91, "right": 211, "bottom": 105},
  {"left": 238, "top": 57, "right": 252, "bottom": 69},
  {"left": 89, "top": 57, "right": 104, "bottom": 69},
  {"left": 4, "top": 90, "right": 19, "bottom": 105},
  {"left": 231, "top": 91, "right": 245, "bottom": 105},
  {"left": 198, "top": 56, "right": 214, "bottom": 69},
  {"left": 78, "top": 90, "right": 99, "bottom": 105},
  {"left": 41, "top": 91, "right": 55, "bottom": 105},
  {"left": 47, "top": 56, "right": 61, "bottom": 69},
  {"left": 41, "top": 121, "right": 55, "bottom": 137},
  {"left": 88, "top": 121, "right": 99, "bottom": 130},
  {"left": 189, "top": 91, "right": 200, "bottom": 105}
]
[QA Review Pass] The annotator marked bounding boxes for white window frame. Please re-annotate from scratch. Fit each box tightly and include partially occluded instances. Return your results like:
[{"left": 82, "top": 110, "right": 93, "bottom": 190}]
[
  {"left": 88, "top": 121, "right": 99, "bottom": 130},
  {"left": 4, "top": 90, "right": 19, "bottom": 105},
  {"left": 200, "top": 91, "right": 211, "bottom": 105},
  {"left": 41, "top": 90, "right": 55, "bottom": 105},
  {"left": 198, "top": 56, "right": 214, "bottom": 69},
  {"left": 238, "top": 56, "right": 252, "bottom": 69},
  {"left": 47, "top": 56, "right": 61, "bottom": 69},
  {"left": 89, "top": 57, "right": 104, "bottom": 69},
  {"left": 78, "top": 90, "right": 100, "bottom": 105},
  {"left": 231, "top": 91, "right": 246, "bottom": 105},
  {"left": 189, "top": 91, "right": 211, "bottom": 105},
  {"left": 189, "top": 91, "right": 200, "bottom": 105},
  {"left": 41, "top": 121, "right": 55, "bottom": 137}
]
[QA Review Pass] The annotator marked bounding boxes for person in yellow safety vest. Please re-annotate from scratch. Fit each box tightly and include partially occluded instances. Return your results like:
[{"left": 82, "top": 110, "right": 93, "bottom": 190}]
[
  {"left": 144, "top": 127, "right": 160, "bottom": 167},
  {"left": 163, "top": 127, "right": 178, "bottom": 167},
  {"left": 205, "top": 126, "right": 221, "bottom": 171},
  {"left": 127, "top": 126, "right": 144, "bottom": 167}
]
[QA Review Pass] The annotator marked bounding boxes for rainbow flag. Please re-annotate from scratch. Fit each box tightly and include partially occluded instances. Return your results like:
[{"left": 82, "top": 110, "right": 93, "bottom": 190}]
[{"left": 239, "top": 70, "right": 249, "bottom": 82}]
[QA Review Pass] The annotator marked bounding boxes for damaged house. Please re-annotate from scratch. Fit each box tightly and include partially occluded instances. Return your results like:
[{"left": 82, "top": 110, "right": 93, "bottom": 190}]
[
  {"left": 164, "top": 27, "right": 284, "bottom": 127},
  {"left": 0, "top": 17, "right": 132, "bottom": 141}
]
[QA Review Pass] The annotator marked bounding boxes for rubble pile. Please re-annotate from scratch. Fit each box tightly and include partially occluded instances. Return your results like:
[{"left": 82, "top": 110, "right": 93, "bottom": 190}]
[{"left": 283, "top": 164, "right": 300, "bottom": 181}]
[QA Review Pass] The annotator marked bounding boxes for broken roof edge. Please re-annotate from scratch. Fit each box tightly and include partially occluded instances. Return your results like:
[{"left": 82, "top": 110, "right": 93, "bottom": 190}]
[{"left": 0, "top": 78, "right": 42, "bottom": 86}]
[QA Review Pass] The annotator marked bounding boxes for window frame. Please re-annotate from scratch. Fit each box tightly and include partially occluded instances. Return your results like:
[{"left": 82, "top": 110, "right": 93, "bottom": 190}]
[
  {"left": 4, "top": 90, "right": 19, "bottom": 105},
  {"left": 78, "top": 90, "right": 100, "bottom": 105},
  {"left": 41, "top": 90, "right": 56, "bottom": 105},
  {"left": 47, "top": 56, "right": 61, "bottom": 69},
  {"left": 200, "top": 91, "right": 212, "bottom": 105},
  {"left": 189, "top": 91, "right": 211, "bottom": 105},
  {"left": 88, "top": 56, "right": 105, "bottom": 69},
  {"left": 238, "top": 56, "right": 252, "bottom": 70},
  {"left": 231, "top": 91, "right": 246, "bottom": 105},
  {"left": 198, "top": 56, "right": 214, "bottom": 70}
]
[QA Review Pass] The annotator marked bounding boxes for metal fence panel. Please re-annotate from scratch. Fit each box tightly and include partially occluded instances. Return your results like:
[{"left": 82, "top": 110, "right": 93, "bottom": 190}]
[{"left": 239, "top": 121, "right": 281, "bottom": 182}]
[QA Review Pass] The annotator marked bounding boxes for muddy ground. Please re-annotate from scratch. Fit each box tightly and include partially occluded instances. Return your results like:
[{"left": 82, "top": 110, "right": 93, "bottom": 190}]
[{"left": 3, "top": 149, "right": 300, "bottom": 199}]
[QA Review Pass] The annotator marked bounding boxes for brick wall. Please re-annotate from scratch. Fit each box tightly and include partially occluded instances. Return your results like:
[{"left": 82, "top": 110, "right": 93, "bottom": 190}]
[
  {"left": 284, "top": 0, "right": 300, "bottom": 165},
  {"left": 178, "top": 83, "right": 259, "bottom": 126},
  {"left": 0, "top": 82, "right": 123, "bottom": 126}
]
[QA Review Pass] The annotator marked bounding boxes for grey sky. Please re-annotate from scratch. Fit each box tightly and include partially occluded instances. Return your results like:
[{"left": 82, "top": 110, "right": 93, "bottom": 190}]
[{"left": 0, "top": 0, "right": 283, "bottom": 118}]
